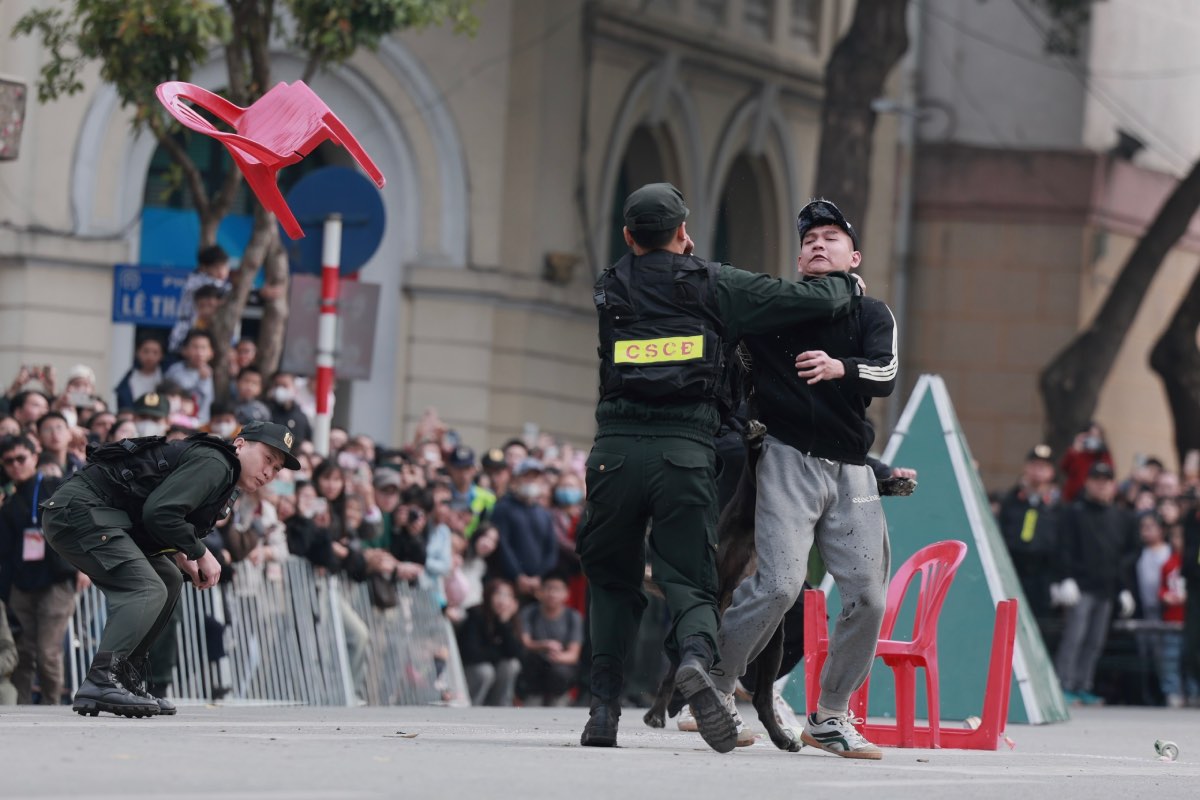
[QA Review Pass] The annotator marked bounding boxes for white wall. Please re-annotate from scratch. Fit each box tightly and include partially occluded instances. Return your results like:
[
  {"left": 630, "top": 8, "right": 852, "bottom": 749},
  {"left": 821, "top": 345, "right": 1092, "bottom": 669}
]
[
  {"left": 918, "top": 0, "right": 1085, "bottom": 150},
  {"left": 1083, "top": 0, "right": 1200, "bottom": 176}
]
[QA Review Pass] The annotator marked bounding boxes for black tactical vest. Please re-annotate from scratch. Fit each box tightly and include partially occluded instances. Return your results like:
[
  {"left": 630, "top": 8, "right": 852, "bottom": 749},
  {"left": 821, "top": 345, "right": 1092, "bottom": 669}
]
[
  {"left": 82, "top": 433, "right": 241, "bottom": 553},
  {"left": 594, "top": 252, "right": 736, "bottom": 416}
]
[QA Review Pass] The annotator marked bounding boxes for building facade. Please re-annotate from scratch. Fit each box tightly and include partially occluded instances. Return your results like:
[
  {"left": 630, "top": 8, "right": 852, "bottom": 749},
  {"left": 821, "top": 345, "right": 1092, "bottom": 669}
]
[
  {"left": 0, "top": 0, "right": 903, "bottom": 455},
  {"left": 906, "top": 0, "right": 1200, "bottom": 488}
]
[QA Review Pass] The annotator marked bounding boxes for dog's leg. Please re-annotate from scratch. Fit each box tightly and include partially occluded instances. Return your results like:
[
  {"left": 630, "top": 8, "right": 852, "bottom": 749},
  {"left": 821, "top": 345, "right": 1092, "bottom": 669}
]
[
  {"left": 714, "top": 438, "right": 763, "bottom": 610},
  {"left": 753, "top": 622, "right": 800, "bottom": 752},
  {"left": 643, "top": 661, "right": 677, "bottom": 728}
]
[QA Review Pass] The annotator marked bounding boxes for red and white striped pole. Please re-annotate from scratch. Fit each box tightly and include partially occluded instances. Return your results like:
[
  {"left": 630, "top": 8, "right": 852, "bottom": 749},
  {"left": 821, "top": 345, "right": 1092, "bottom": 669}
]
[{"left": 312, "top": 213, "right": 342, "bottom": 456}]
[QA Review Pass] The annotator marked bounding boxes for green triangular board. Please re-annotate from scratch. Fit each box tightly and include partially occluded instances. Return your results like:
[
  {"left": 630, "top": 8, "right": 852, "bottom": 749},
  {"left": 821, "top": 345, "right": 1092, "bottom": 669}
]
[{"left": 783, "top": 374, "right": 1069, "bottom": 725}]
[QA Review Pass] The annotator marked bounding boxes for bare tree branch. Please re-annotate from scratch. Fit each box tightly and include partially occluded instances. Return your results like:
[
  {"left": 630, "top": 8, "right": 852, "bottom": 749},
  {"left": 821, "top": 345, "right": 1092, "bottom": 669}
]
[
  {"left": 1040, "top": 156, "right": 1200, "bottom": 455},
  {"left": 256, "top": 235, "right": 291, "bottom": 376},
  {"left": 1150, "top": 257, "right": 1200, "bottom": 464}
]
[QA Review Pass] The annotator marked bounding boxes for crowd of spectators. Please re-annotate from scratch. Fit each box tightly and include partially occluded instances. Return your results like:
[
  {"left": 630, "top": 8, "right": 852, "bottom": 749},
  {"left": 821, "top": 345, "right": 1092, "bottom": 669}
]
[
  {"left": 0, "top": 347, "right": 590, "bottom": 706},
  {"left": 7, "top": 245, "right": 1196, "bottom": 713},
  {"left": 6, "top": 318, "right": 1199, "bottom": 716},
  {"left": 992, "top": 421, "right": 1200, "bottom": 708},
  {"left": 0, "top": 248, "right": 588, "bottom": 707}
]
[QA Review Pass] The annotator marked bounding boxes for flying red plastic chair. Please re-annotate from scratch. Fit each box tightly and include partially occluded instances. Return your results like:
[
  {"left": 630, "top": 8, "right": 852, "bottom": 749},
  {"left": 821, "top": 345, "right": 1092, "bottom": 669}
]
[{"left": 155, "top": 80, "right": 385, "bottom": 239}]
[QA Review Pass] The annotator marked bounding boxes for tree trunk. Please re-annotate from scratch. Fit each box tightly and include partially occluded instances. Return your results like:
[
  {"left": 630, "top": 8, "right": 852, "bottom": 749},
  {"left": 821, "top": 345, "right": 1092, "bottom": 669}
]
[
  {"left": 208, "top": 0, "right": 277, "bottom": 401},
  {"left": 1040, "top": 156, "right": 1200, "bottom": 456},
  {"left": 210, "top": 206, "right": 278, "bottom": 399},
  {"left": 812, "top": 0, "right": 911, "bottom": 231},
  {"left": 1150, "top": 256, "right": 1200, "bottom": 464},
  {"left": 256, "top": 235, "right": 291, "bottom": 376},
  {"left": 198, "top": 210, "right": 221, "bottom": 249}
]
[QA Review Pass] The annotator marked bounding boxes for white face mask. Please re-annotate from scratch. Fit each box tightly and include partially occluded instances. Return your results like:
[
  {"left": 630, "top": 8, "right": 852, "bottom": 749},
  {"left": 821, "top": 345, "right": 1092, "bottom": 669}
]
[
  {"left": 134, "top": 419, "right": 166, "bottom": 437},
  {"left": 213, "top": 421, "right": 238, "bottom": 439},
  {"left": 272, "top": 387, "right": 294, "bottom": 404},
  {"left": 518, "top": 483, "right": 542, "bottom": 501}
]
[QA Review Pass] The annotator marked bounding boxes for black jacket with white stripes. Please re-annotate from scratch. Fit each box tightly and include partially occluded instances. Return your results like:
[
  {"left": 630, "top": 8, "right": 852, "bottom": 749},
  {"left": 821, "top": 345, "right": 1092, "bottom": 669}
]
[{"left": 744, "top": 287, "right": 897, "bottom": 465}]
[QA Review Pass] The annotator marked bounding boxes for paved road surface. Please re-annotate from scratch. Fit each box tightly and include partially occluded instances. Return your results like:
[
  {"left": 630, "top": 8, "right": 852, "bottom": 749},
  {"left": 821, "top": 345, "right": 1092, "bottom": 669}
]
[{"left": 2, "top": 703, "right": 1198, "bottom": 799}]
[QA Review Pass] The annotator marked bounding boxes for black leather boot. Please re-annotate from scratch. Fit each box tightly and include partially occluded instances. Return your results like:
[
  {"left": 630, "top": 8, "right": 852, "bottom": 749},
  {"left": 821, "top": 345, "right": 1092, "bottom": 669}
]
[
  {"left": 580, "top": 662, "right": 622, "bottom": 747},
  {"left": 121, "top": 657, "right": 177, "bottom": 716},
  {"left": 73, "top": 652, "right": 160, "bottom": 718},
  {"left": 675, "top": 635, "right": 737, "bottom": 753}
]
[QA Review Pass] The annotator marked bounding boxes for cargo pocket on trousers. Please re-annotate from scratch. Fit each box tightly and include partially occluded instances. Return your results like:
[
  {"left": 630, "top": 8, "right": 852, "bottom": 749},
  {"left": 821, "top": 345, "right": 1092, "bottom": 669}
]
[
  {"left": 584, "top": 450, "right": 626, "bottom": 507},
  {"left": 662, "top": 449, "right": 716, "bottom": 508},
  {"left": 80, "top": 509, "right": 137, "bottom": 571}
]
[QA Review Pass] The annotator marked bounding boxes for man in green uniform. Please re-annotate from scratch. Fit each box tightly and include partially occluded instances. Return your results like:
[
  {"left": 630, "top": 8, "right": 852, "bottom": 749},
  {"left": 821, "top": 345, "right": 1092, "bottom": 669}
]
[
  {"left": 41, "top": 413, "right": 300, "bottom": 718},
  {"left": 578, "top": 183, "right": 860, "bottom": 752}
]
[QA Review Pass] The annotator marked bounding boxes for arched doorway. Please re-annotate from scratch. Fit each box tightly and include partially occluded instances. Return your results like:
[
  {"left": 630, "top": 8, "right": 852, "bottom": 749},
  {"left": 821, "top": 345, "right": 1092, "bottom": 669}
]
[
  {"left": 606, "top": 125, "right": 682, "bottom": 265},
  {"left": 712, "top": 153, "right": 780, "bottom": 275}
]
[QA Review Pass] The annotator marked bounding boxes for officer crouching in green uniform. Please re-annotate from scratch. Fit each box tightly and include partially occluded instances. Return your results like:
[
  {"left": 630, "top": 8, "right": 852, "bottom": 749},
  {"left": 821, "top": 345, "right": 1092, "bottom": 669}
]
[
  {"left": 579, "top": 183, "right": 860, "bottom": 752},
  {"left": 41, "top": 408, "right": 300, "bottom": 718}
]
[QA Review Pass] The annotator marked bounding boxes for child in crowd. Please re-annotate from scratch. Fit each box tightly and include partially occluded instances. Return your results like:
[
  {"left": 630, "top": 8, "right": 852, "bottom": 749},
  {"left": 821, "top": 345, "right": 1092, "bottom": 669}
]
[
  {"left": 164, "top": 329, "right": 216, "bottom": 424},
  {"left": 1158, "top": 527, "right": 1196, "bottom": 707},
  {"left": 115, "top": 335, "right": 165, "bottom": 411},
  {"left": 518, "top": 573, "right": 583, "bottom": 706},
  {"left": 169, "top": 245, "right": 231, "bottom": 353},
  {"left": 457, "top": 578, "right": 523, "bottom": 707},
  {"left": 233, "top": 366, "right": 272, "bottom": 424}
]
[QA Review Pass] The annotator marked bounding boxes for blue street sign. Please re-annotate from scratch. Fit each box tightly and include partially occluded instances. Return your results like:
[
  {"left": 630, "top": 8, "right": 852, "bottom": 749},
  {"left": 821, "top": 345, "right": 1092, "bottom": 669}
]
[
  {"left": 111, "top": 264, "right": 189, "bottom": 327},
  {"left": 283, "top": 166, "right": 386, "bottom": 276}
]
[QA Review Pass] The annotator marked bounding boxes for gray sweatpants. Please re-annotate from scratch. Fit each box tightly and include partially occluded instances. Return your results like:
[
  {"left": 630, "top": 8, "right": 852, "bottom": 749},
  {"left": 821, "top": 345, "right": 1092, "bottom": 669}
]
[
  {"left": 1054, "top": 591, "right": 1112, "bottom": 693},
  {"left": 712, "top": 436, "right": 890, "bottom": 712}
]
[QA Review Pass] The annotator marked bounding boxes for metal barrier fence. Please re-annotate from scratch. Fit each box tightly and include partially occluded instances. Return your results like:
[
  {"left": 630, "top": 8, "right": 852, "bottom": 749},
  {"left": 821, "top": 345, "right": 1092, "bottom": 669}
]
[{"left": 67, "top": 557, "right": 469, "bottom": 707}]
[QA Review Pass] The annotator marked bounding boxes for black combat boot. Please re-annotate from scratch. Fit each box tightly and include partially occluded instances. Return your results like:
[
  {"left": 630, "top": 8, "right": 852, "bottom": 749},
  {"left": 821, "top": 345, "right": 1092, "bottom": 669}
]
[
  {"left": 73, "top": 652, "right": 160, "bottom": 718},
  {"left": 674, "top": 635, "right": 737, "bottom": 753},
  {"left": 580, "top": 662, "right": 623, "bottom": 747},
  {"left": 120, "top": 656, "right": 177, "bottom": 716}
]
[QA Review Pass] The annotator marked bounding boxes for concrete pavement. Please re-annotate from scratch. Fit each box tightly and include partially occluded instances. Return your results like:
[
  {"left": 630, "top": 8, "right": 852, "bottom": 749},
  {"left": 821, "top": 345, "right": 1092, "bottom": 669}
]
[{"left": 2, "top": 703, "right": 1198, "bottom": 799}]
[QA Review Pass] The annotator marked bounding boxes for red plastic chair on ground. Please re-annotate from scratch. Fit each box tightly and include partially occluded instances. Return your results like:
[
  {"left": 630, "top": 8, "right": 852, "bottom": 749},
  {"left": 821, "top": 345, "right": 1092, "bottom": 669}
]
[
  {"left": 155, "top": 81, "right": 386, "bottom": 239},
  {"left": 805, "top": 540, "right": 968, "bottom": 748}
]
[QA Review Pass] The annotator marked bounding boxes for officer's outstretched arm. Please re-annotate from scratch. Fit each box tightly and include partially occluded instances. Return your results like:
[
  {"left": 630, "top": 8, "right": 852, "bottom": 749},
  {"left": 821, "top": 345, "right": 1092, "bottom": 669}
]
[{"left": 716, "top": 266, "right": 857, "bottom": 340}]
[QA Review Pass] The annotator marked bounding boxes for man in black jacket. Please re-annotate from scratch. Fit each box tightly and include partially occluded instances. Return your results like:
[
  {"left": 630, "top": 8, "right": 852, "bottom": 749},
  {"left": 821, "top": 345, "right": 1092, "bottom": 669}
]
[
  {"left": 1052, "top": 461, "right": 1137, "bottom": 705},
  {"left": 997, "top": 445, "right": 1061, "bottom": 623},
  {"left": 491, "top": 458, "right": 557, "bottom": 600},
  {"left": 0, "top": 435, "right": 75, "bottom": 704},
  {"left": 710, "top": 200, "right": 895, "bottom": 759}
]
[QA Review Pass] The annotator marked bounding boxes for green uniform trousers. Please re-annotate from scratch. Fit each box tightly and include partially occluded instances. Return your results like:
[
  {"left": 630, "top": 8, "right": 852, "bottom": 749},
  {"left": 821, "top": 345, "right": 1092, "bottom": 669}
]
[
  {"left": 41, "top": 479, "right": 184, "bottom": 660},
  {"left": 577, "top": 434, "right": 720, "bottom": 670}
]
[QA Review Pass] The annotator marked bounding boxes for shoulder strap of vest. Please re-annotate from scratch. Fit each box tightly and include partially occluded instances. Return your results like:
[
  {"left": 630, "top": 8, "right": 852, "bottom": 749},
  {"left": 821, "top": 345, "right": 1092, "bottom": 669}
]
[
  {"left": 85, "top": 435, "right": 167, "bottom": 464},
  {"left": 181, "top": 431, "right": 239, "bottom": 459},
  {"left": 85, "top": 436, "right": 172, "bottom": 484},
  {"left": 601, "top": 254, "right": 634, "bottom": 295},
  {"left": 702, "top": 258, "right": 721, "bottom": 297}
]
